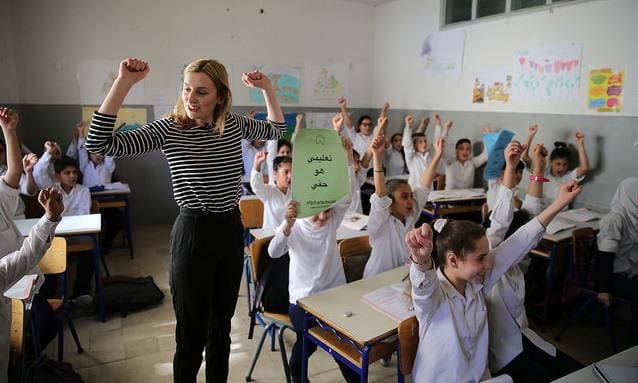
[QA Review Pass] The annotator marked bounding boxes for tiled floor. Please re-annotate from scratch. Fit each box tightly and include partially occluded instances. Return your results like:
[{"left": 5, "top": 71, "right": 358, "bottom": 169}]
[{"left": 48, "top": 224, "right": 635, "bottom": 382}]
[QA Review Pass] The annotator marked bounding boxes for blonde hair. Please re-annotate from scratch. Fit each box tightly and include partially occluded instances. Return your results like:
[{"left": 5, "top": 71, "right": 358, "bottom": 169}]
[{"left": 169, "top": 59, "right": 232, "bottom": 135}]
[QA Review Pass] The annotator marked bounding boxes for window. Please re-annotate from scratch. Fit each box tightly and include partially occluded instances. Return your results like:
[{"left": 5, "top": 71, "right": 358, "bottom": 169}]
[{"left": 443, "top": 0, "right": 580, "bottom": 26}]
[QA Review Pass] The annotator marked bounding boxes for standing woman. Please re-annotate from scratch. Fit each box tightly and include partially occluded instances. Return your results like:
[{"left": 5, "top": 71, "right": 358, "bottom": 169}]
[{"left": 86, "top": 58, "right": 286, "bottom": 382}]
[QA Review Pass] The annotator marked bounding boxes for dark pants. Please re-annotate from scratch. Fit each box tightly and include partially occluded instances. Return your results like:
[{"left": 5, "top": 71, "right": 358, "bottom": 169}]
[
  {"left": 170, "top": 207, "right": 244, "bottom": 383},
  {"left": 288, "top": 303, "right": 360, "bottom": 383}
]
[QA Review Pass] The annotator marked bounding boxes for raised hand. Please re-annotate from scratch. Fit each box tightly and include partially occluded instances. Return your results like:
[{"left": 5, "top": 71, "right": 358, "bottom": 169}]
[
  {"left": 574, "top": 132, "right": 585, "bottom": 146},
  {"left": 404, "top": 114, "right": 415, "bottom": 127},
  {"left": 247, "top": 109, "right": 257, "bottom": 119},
  {"left": 554, "top": 180, "right": 583, "bottom": 208},
  {"left": 405, "top": 223, "right": 434, "bottom": 268},
  {"left": 338, "top": 98, "right": 347, "bottom": 109},
  {"left": 371, "top": 134, "right": 385, "bottom": 157},
  {"left": 527, "top": 124, "right": 538, "bottom": 136},
  {"left": 284, "top": 201, "right": 298, "bottom": 226},
  {"left": 254, "top": 151, "right": 267, "bottom": 171},
  {"left": 443, "top": 120, "right": 453, "bottom": 135},
  {"left": 0, "top": 107, "right": 19, "bottom": 131},
  {"left": 332, "top": 113, "right": 344, "bottom": 133},
  {"left": 73, "top": 121, "right": 87, "bottom": 140},
  {"left": 531, "top": 143, "right": 548, "bottom": 172},
  {"left": 44, "top": 141, "right": 60, "bottom": 156},
  {"left": 118, "top": 57, "right": 150, "bottom": 84},
  {"left": 433, "top": 137, "right": 445, "bottom": 158},
  {"left": 433, "top": 113, "right": 442, "bottom": 127},
  {"left": 39, "top": 188, "right": 64, "bottom": 221},
  {"left": 296, "top": 113, "right": 304, "bottom": 125},
  {"left": 504, "top": 140, "right": 525, "bottom": 168},
  {"left": 381, "top": 101, "right": 390, "bottom": 117},
  {"left": 241, "top": 70, "right": 272, "bottom": 90},
  {"left": 22, "top": 153, "right": 38, "bottom": 173}
]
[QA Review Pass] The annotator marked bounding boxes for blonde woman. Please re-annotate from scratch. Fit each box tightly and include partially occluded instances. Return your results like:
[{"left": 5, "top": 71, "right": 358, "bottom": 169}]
[{"left": 86, "top": 57, "right": 285, "bottom": 382}]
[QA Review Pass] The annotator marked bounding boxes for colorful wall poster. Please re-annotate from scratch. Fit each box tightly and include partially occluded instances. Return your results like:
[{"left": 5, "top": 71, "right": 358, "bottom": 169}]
[
  {"left": 291, "top": 129, "right": 349, "bottom": 218},
  {"left": 81, "top": 106, "right": 148, "bottom": 133},
  {"left": 254, "top": 112, "right": 298, "bottom": 138},
  {"left": 306, "top": 64, "right": 349, "bottom": 101},
  {"left": 249, "top": 65, "right": 301, "bottom": 104},
  {"left": 472, "top": 71, "right": 512, "bottom": 104},
  {"left": 511, "top": 43, "right": 582, "bottom": 101},
  {"left": 483, "top": 130, "right": 515, "bottom": 181},
  {"left": 420, "top": 30, "right": 465, "bottom": 77},
  {"left": 587, "top": 67, "right": 624, "bottom": 113},
  {"left": 77, "top": 60, "right": 146, "bottom": 105}
]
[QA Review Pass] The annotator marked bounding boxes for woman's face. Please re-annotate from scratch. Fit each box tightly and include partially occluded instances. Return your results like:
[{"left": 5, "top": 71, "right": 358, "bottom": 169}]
[{"left": 182, "top": 72, "right": 220, "bottom": 125}]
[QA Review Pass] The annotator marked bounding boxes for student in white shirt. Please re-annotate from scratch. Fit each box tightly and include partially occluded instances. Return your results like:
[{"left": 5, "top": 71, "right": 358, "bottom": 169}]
[
  {"left": 0, "top": 141, "right": 38, "bottom": 219},
  {"left": 363, "top": 119, "right": 442, "bottom": 278},
  {"left": 486, "top": 160, "right": 525, "bottom": 213},
  {"left": 0, "top": 188, "right": 63, "bottom": 383},
  {"left": 268, "top": 140, "right": 359, "bottom": 383},
  {"left": 341, "top": 99, "right": 388, "bottom": 158},
  {"left": 406, "top": 178, "right": 582, "bottom": 383},
  {"left": 436, "top": 119, "right": 488, "bottom": 190},
  {"left": 402, "top": 115, "right": 433, "bottom": 190},
  {"left": 383, "top": 131, "right": 408, "bottom": 177},
  {"left": 32, "top": 140, "right": 62, "bottom": 189},
  {"left": 250, "top": 152, "right": 291, "bottom": 230},
  {"left": 77, "top": 136, "right": 116, "bottom": 188}
]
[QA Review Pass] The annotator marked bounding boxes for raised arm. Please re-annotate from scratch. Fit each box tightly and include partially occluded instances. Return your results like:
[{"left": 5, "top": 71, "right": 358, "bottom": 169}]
[
  {"left": 371, "top": 121, "right": 387, "bottom": 198},
  {"left": 0, "top": 108, "right": 22, "bottom": 188},
  {"left": 521, "top": 124, "right": 538, "bottom": 169},
  {"left": 268, "top": 201, "right": 298, "bottom": 258},
  {"left": 338, "top": 98, "right": 353, "bottom": 131},
  {"left": 293, "top": 113, "right": 304, "bottom": 140},
  {"left": 250, "top": 152, "right": 272, "bottom": 200},
  {"left": 420, "top": 137, "right": 444, "bottom": 188},
  {"left": 416, "top": 116, "right": 430, "bottom": 134},
  {"left": 407, "top": 223, "right": 443, "bottom": 323},
  {"left": 522, "top": 143, "right": 548, "bottom": 216},
  {"left": 574, "top": 132, "right": 589, "bottom": 178},
  {"left": 22, "top": 154, "right": 38, "bottom": 196},
  {"left": 241, "top": 70, "right": 284, "bottom": 124},
  {"left": 401, "top": 115, "right": 415, "bottom": 157},
  {"left": 487, "top": 141, "right": 522, "bottom": 247},
  {"left": 379, "top": 101, "right": 390, "bottom": 119}
]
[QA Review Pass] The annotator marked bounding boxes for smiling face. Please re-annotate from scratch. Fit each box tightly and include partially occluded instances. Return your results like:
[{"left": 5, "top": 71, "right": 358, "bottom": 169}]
[
  {"left": 452, "top": 236, "right": 491, "bottom": 284},
  {"left": 413, "top": 136, "right": 428, "bottom": 154},
  {"left": 182, "top": 72, "right": 220, "bottom": 125},
  {"left": 456, "top": 141, "right": 471, "bottom": 162},
  {"left": 358, "top": 117, "right": 373, "bottom": 136},
  {"left": 389, "top": 183, "right": 414, "bottom": 220}
]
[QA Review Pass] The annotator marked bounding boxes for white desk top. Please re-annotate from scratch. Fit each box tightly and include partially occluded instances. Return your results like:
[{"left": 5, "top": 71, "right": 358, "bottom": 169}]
[
  {"left": 552, "top": 346, "right": 638, "bottom": 382},
  {"left": 14, "top": 214, "right": 102, "bottom": 237},
  {"left": 90, "top": 183, "right": 131, "bottom": 196},
  {"left": 250, "top": 225, "right": 369, "bottom": 241},
  {"left": 297, "top": 266, "right": 409, "bottom": 347},
  {"left": 543, "top": 220, "right": 600, "bottom": 242},
  {"left": 427, "top": 188, "right": 487, "bottom": 203}
]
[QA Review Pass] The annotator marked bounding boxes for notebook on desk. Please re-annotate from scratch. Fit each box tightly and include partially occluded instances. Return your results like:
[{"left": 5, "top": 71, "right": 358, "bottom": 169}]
[
  {"left": 557, "top": 208, "right": 601, "bottom": 223},
  {"left": 341, "top": 212, "right": 369, "bottom": 231},
  {"left": 546, "top": 218, "right": 576, "bottom": 235},
  {"left": 592, "top": 363, "right": 638, "bottom": 383},
  {"left": 361, "top": 281, "right": 415, "bottom": 322}
]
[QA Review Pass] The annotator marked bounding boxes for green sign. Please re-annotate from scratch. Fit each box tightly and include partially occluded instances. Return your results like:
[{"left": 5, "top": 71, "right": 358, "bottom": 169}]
[{"left": 291, "top": 129, "right": 349, "bottom": 218}]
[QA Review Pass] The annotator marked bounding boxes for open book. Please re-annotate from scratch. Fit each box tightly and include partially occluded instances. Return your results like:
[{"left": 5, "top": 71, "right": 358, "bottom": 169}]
[
  {"left": 361, "top": 280, "right": 415, "bottom": 322},
  {"left": 556, "top": 208, "right": 601, "bottom": 223},
  {"left": 545, "top": 218, "right": 577, "bottom": 235},
  {"left": 3, "top": 274, "right": 38, "bottom": 300}
]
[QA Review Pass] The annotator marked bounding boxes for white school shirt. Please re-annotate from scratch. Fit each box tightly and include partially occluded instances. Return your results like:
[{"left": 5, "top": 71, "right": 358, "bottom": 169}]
[
  {"left": 0, "top": 178, "right": 22, "bottom": 257},
  {"left": 78, "top": 138, "right": 115, "bottom": 187},
  {"left": 350, "top": 131, "right": 373, "bottom": 160},
  {"left": 485, "top": 186, "right": 556, "bottom": 373},
  {"left": 541, "top": 168, "right": 583, "bottom": 209},
  {"left": 486, "top": 179, "right": 522, "bottom": 212},
  {"left": 0, "top": 215, "right": 58, "bottom": 383},
  {"left": 410, "top": 216, "right": 545, "bottom": 383},
  {"left": 268, "top": 168, "right": 354, "bottom": 304},
  {"left": 363, "top": 186, "right": 430, "bottom": 278},
  {"left": 55, "top": 182, "right": 91, "bottom": 217},
  {"left": 383, "top": 148, "right": 407, "bottom": 177},
  {"left": 402, "top": 125, "right": 433, "bottom": 190},
  {"left": 0, "top": 166, "right": 33, "bottom": 219},
  {"left": 241, "top": 140, "right": 267, "bottom": 183},
  {"left": 250, "top": 168, "right": 290, "bottom": 230},
  {"left": 444, "top": 150, "right": 488, "bottom": 190},
  {"left": 265, "top": 139, "right": 278, "bottom": 186},
  {"left": 346, "top": 167, "right": 367, "bottom": 214},
  {"left": 32, "top": 152, "right": 57, "bottom": 189}
]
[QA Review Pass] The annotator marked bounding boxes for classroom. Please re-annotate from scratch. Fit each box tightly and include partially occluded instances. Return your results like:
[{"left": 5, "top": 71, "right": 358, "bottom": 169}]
[{"left": 1, "top": 0, "right": 637, "bottom": 382}]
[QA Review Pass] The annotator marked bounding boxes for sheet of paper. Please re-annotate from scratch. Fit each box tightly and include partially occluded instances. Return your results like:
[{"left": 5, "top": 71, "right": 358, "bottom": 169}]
[{"left": 361, "top": 281, "right": 415, "bottom": 322}]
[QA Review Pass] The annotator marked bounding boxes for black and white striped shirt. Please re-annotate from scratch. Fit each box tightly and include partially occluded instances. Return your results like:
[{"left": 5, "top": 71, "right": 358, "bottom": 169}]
[{"left": 87, "top": 111, "right": 286, "bottom": 213}]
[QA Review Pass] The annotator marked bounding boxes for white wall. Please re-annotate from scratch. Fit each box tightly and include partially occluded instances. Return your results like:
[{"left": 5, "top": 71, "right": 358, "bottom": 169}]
[
  {"left": 0, "top": 0, "right": 19, "bottom": 103},
  {"left": 13, "top": 0, "right": 375, "bottom": 108},
  {"left": 373, "top": 0, "right": 638, "bottom": 116}
]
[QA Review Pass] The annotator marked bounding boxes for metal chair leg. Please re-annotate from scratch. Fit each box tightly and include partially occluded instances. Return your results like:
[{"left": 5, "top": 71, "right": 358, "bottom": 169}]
[
  {"left": 278, "top": 325, "right": 292, "bottom": 383},
  {"left": 245, "top": 322, "right": 275, "bottom": 382}
]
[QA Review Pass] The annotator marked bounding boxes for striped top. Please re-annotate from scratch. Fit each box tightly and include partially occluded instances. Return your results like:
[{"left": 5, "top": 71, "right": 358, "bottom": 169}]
[{"left": 86, "top": 111, "right": 286, "bottom": 213}]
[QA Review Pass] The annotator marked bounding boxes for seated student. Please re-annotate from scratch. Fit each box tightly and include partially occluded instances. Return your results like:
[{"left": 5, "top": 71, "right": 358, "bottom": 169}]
[
  {"left": 363, "top": 117, "right": 442, "bottom": 278},
  {"left": 436, "top": 116, "right": 488, "bottom": 190},
  {"left": 402, "top": 115, "right": 432, "bottom": 190},
  {"left": 1, "top": 188, "right": 63, "bottom": 383},
  {"left": 331, "top": 113, "right": 367, "bottom": 215},
  {"left": 250, "top": 152, "right": 292, "bottom": 230},
  {"left": 597, "top": 177, "right": 638, "bottom": 318},
  {"left": 486, "top": 160, "right": 525, "bottom": 213},
  {"left": 383, "top": 132, "right": 407, "bottom": 177},
  {"left": 73, "top": 124, "right": 116, "bottom": 188},
  {"left": 33, "top": 140, "right": 62, "bottom": 189},
  {"left": 0, "top": 140, "right": 38, "bottom": 219},
  {"left": 342, "top": 100, "right": 389, "bottom": 158},
  {"left": 51, "top": 156, "right": 93, "bottom": 303},
  {"left": 241, "top": 138, "right": 267, "bottom": 193},
  {"left": 268, "top": 140, "right": 360, "bottom": 383},
  {"left": 406, "top": 179, "right": 581, "bottom": 382}
]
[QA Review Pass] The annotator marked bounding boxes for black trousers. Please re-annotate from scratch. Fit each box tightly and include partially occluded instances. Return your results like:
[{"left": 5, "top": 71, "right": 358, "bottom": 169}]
[{"left": 170, "top": 207, "right": 244, "bottom": 383}]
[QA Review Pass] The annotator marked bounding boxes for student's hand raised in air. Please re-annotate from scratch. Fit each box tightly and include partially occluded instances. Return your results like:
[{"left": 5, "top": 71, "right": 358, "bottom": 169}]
[
  {"left": 246, "top": 109, "right": 257, "bottom": 119},
  {"left": 433, "top": 137, "right": 445, "bottom": 159},
  {"left": 371, "top": 134, "right": 385, "bottom": 157},
  {"left": 381, "top": 101, "right": 390, "bottom": 117},
  {"left": 44, "top": 141, "right": 60, "bottom": 155},
  {"left": 22, "top": 153, "right": 38, "bottom": 173},
  {"left": 432, "top": 113, "right": 442, "bottom": 127},
  {"left": 527, "top": 124, "right": 538, "bottom": 136},
  {"left": 443, "top": 120, "right": 453, "bottom": 135},
  {"left": 405, "top": 223, "right": 434, "bottom": 269},
  {"left": 241, "top": 70, "right": 272, "bottom": 90},
  {"left": 254, "top": 151, "right": 267, "bottom": 171},
  {"left": 504, "top": 140, "right": 525, "bottom": 168},
  {"left": 39, "top": 188, "right": 64, "bottom": 222},
  {"left": 338, "top": 98, "right": 347, "bottom": 109},
  {"left": 332, "top": 113, "right": 344, "bottom": 133},
  {"left": 574, "top": 132, "right": 585, "bottom": 146},
  {"left": 296, "top": 113, "right": 304, "bottom": 125},
  {"left": 283, "top": 201, "right": 298, "bottom": 234},
  {"left": 73, "top": 121, "right": 86, "bottom": 140},
  {"left": 531, "top": 143, "right": 548, "bottom": 172},
  {"left": 0, "top": 107, "right": 19, "bottom": 131},
  {"left": 554, "top": 180, "right": 583, "bottom": 208},
  {"left": 118, "top": 58, "right": 150, "bottom": 84},
  {"left": 404, "top": 115, "right": 415, "bottom": 127}
]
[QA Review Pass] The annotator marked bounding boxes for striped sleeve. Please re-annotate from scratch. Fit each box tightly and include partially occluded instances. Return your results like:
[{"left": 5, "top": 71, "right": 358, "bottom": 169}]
[
  {"left": 236, "top": 114, "right": 287, "bottom": 142},
  {"left": 86, "top": 111, "right": 169, "bottom": 157}
]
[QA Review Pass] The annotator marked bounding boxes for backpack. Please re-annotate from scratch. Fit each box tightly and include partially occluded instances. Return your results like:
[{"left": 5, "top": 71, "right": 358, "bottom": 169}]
[
  {"left": 101, "top": 275, "right": 165, "bottom": 317},
  {"left": 257, "top": 249, "right": 289, "bottom": 314},
  {"left": 25, "top": 355, "right": 84, "bottom": 383}
]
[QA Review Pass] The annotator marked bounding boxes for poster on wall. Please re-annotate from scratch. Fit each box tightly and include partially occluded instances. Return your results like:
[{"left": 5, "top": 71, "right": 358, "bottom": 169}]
[
  {"left": 81, "top": 106, "right": 148, "bottom": 133},
  {"left": 472, "top": 71, "right": 512, "bottom": 104},
  {"left": 304, "top": 112, "right": 335, "bottom": 129},
  {"left": 511, "top": 43, "right": 582, "bottom": 102},
  {"left": 420, "top": 30, "right": 465, "bottom": 78},
  {"left": 77, "top": 60, "right": 146, "bottom": 105},
  {"left": 306, "top": 64, "right": 350, "bottom": 102},
  {"left": 249, "top": 65, "right": 301, "bottom": 104},
  {"left": 586, "top": 67, "right": 624, "bottom": 113}
]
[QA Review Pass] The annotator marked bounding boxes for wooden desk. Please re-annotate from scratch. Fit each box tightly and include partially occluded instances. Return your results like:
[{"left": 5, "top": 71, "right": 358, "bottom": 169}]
[
  {"left": 297, "top": 266, "right": 410, "bottom": 383},
  {"left": 552, "top": 346, "right": 638, "bottom": 382},
  {"left": 250, "top": 226, "right": 369, "bottom": 242},
  {"left": 91, "top": 184, "right": 134, "bottom": 259},
  {"left": 422, "top": 188, "right": 486, "bottom": 219},
  {"left": 14, "top": 214, "right": 106, "bottom": 322}
]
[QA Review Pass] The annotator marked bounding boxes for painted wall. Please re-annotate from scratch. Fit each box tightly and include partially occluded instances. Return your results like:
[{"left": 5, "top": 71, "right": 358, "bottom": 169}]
[{"left": 0, "top": 0, "right": 19, "bottom": 103}]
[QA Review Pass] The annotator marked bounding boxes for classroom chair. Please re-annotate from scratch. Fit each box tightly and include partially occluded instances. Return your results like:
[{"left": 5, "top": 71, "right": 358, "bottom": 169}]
[
  {"left": 9, "top": 299, "right": 26, "bottom": 381},
  {"left": 435, "top": 174, "right": 446, "bottom": 191},
  {"left": 554, "top": 227, "right": 635, "bottom": 353},
  {"left": 239, "top": 197, "right": 264, "bottom": 314},
  {"left": 246, "top": 236, "right": 293, "bottom": 383},
  {"left": 480, "top": 202, "right": 489, "bottom": 226},
  {"left": 338, "top": 236, "right": 372, "bottom": 283},
  {"left": 397, "top": 316, "right": 418, "bottom": 382},
  {"left": 37, "top": 237, "right": 84, "bottom": 361}
]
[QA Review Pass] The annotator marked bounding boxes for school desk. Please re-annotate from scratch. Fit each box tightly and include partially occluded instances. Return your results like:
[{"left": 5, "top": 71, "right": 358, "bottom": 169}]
[
  {"left": 91, "top": 183, "right": 134, "bottom": 258},
  {"left": 297, "top": 266, "right": 411, "bottom": 383},
  {"left": 422, "top": 188, "right": 487, "bottom": 219},
  {"left": 14, "top": 214, "right": 106, "bottom": 322},
  {"left": 551, "top": 345, "right": 638, "bottom": 383}
]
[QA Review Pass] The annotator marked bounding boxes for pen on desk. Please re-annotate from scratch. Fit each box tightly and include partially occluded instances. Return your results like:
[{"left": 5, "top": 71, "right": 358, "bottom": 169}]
[{"left": 401, "top": 272, "right": 409, "bottom": 282}]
